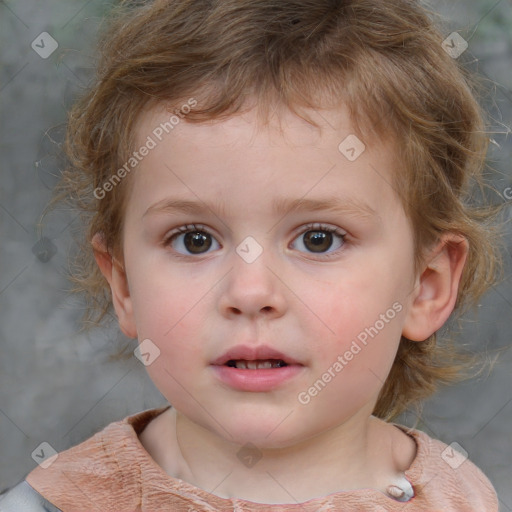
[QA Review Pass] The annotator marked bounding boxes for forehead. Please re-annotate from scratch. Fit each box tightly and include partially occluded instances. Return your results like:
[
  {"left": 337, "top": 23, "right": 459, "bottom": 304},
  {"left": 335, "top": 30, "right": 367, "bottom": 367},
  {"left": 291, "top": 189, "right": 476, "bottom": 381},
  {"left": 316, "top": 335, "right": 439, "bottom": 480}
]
[
  {"left": 126, "top": 102, "right": 401, "bottom": 222},
  {"left": 134, "top": 101, "right": 384, "bottom": 152}
]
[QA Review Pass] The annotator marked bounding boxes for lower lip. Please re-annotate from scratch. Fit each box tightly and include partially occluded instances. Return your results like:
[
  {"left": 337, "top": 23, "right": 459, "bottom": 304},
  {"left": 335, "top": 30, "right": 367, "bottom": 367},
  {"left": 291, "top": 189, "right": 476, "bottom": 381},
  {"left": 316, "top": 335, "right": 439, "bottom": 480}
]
[{"left": 211, "top": 364, "right": 304, "bottom": 392}]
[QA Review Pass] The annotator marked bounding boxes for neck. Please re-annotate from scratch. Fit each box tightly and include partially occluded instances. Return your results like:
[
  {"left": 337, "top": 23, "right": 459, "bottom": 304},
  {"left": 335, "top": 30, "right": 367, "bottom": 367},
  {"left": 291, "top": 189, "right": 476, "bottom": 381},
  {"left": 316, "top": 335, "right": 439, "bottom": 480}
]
[{"left": 169, "top": 407, "right": 395, "bottom": 504}]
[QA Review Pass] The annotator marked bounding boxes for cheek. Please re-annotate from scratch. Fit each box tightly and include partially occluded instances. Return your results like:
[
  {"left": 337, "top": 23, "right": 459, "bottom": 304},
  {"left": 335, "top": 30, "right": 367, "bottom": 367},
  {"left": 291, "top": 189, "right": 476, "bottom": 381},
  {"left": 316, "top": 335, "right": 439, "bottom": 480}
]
[
  {"left": 299, "top": 267, "right": 405, "bottom": 338},
  {"left": 298, "top": 269, "right": 407, "bottom": 388},
  {"left": 128, "top": 260, "right": 213, "bottom": 338},
  {"left": 128, "top": 274, "right": 214, "bottom": 393},
  {"left": 142, "top": 316, "right": 207, "bottom": 405}
]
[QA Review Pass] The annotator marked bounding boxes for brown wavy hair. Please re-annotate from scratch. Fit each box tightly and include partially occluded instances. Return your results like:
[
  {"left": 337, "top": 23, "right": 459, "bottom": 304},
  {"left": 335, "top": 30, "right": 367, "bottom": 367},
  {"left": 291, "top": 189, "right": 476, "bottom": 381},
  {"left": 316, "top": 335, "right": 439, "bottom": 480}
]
[{"left": 48, "top": 0, "right": 503, "bottom": 420}]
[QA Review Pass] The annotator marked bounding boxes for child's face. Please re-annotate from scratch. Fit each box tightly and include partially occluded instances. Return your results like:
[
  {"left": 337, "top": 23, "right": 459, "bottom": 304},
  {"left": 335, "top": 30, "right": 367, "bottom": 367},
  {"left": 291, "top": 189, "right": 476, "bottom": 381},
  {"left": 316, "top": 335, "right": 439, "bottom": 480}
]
[{"left": 117, "top": 104, "right": 419, "bottom": 447}]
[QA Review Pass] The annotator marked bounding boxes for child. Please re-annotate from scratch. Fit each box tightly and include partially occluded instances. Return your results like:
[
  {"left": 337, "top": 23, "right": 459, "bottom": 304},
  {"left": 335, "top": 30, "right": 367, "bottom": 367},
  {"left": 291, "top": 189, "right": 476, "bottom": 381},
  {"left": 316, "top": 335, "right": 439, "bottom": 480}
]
[{"left": 0, "top": 0, "right": 503, "bottom": 510}]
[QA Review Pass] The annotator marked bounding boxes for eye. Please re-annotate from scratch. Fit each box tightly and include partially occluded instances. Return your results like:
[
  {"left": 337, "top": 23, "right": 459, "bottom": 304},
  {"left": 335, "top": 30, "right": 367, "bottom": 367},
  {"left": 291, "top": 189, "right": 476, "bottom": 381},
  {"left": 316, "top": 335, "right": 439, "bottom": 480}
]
[
  {"left": 291, "top": 223, "right": 346, "bottom": 256},
  {"left": 164, "top": 224, "right": 220, "bottom": 255}
]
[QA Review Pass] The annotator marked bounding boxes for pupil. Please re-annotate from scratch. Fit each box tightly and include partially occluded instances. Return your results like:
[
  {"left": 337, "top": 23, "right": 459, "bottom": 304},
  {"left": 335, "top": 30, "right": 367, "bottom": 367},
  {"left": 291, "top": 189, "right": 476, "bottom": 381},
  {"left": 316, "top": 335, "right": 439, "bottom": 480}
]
[
  {"left": 185, "top": 232, "right": 211, "bottom": 253},
  {"left": 305, "top": 231, "right": 332, "bottom": 252}
]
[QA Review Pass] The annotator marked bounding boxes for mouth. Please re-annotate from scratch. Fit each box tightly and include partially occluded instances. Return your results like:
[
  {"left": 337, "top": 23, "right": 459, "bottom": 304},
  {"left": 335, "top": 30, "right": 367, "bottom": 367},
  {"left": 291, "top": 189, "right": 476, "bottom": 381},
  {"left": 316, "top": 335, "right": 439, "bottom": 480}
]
[
  {"left": 211, "top": 345, "right": 304, "bottom": 391},
  {"left": 225, "top": 359, "right": 288, "bottom": 369},
  {"left": 211, "top": 344, "right": 302, "bottom": 368}
]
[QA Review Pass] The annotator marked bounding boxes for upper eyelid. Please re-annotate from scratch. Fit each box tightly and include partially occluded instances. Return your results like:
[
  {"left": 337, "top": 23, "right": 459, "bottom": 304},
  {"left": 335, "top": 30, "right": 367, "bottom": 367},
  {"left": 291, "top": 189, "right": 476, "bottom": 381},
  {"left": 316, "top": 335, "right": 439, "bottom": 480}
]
[
  {"left": 167, "top": 222, "right": 346, "bottom": 239},
  {"left": 294, "top": 222, "right": 346, "bottom": 235},
  {"left": 167, "top": 223, "right": 214, "bottom": 238}
]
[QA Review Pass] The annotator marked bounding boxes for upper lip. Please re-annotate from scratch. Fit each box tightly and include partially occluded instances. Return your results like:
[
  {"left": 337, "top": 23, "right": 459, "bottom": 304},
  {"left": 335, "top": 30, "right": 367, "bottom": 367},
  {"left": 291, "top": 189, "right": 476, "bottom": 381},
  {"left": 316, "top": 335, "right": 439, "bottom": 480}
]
[{"left": 211, "top": 344, "right": 302, "bottom": 366}]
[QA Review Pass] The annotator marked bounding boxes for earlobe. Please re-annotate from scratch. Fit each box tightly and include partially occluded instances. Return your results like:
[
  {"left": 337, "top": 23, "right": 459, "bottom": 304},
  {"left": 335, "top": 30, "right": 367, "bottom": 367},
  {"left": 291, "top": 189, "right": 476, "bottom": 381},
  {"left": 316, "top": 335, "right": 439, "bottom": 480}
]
[
  {"left": 402, "top": 234, "right": 468, "bottom": 342},
  {"left": 91, "top": 233, "right": 138, "bottom": 339}
]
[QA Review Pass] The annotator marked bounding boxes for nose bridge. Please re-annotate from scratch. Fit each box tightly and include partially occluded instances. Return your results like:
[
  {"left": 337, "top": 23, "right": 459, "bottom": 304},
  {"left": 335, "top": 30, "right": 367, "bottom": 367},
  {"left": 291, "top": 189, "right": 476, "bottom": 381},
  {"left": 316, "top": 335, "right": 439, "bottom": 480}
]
[{"left": 219, "top": 236, "right": 287, "bottom": 318}]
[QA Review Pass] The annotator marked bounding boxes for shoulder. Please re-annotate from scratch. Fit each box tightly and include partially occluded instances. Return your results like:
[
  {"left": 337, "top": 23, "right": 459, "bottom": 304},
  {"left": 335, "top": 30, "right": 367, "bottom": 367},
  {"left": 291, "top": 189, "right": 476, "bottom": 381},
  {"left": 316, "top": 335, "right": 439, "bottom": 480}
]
[
  {"left": 0, "top": 481, "right": 62, "bottom": 512},
  {"left": 22, "top": 406, "right": 170, "bottom": 512},
  {"left": 394, "top": 423, "right": 499, "bottom": 511}
]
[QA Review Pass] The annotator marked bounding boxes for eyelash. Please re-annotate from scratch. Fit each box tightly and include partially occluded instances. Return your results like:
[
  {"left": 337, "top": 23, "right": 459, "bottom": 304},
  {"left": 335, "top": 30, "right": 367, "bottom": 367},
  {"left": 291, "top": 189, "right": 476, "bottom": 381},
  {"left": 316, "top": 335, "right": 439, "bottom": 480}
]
[
  {"left": 292, "top": 223, "right": 347, "bottom": 260},
  {"left": 163, "top": 223, "right": 347, "bottom": 259}
]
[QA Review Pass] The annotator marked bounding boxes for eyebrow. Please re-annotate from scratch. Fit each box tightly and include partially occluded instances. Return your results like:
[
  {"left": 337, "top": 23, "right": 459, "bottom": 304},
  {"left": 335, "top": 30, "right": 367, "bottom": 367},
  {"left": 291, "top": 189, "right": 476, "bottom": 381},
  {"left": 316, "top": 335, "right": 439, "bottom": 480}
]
[
  {"left": 272, "top": 196, "right": 377, "bottom": 220},
  {"left": 143, "top": 197, "right": 378, "bottom": 220},
  {"left": 143, "top": 196, "right": 378, "bottom": 221}
]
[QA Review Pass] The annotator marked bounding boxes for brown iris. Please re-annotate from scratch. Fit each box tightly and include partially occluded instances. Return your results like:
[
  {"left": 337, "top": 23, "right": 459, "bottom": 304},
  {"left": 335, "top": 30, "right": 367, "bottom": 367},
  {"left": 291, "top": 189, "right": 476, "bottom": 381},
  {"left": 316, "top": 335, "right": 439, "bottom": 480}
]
[
  {"left": 184, "top": 232, "right": 212, "bottom": 254},
  {"left": 303, "top": 230, "right": 333, "bottom": 253}
]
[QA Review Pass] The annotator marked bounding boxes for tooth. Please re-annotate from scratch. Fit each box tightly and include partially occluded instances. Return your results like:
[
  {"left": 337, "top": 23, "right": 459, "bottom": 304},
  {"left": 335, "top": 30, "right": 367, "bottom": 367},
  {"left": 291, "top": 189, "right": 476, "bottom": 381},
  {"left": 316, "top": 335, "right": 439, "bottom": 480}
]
[{"left": 232, "top": 359, "right": 286, "bottom": 370}]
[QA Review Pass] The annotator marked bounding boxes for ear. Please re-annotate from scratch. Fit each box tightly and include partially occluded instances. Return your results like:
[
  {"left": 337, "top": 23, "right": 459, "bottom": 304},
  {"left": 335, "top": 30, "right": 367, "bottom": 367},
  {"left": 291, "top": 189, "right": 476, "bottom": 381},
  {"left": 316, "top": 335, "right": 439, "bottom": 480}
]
[
  {"left": 91, "top": 233, "right": 137, "bottom": 339},
  {"left": 402, "top": 233, "right": 468, "bottom": 341}
]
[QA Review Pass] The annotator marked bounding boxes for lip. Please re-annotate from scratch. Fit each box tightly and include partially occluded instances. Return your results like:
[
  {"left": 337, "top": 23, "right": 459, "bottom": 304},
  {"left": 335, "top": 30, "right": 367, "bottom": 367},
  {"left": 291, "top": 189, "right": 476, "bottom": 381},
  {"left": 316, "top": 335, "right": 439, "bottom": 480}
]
[
  {"left": 210, "top": 344, "right": 304, "bottom": 392},
  {"left": 211, "top": 365, "right": 304, "bottom": 392}
]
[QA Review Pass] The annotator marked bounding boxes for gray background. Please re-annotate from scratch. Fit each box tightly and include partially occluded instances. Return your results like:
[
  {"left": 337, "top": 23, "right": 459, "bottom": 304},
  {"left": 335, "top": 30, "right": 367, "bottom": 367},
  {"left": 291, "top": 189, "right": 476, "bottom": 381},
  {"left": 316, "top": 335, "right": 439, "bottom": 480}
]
[{"left": 1, "top": 0, "right": 511, "bottom": 509}]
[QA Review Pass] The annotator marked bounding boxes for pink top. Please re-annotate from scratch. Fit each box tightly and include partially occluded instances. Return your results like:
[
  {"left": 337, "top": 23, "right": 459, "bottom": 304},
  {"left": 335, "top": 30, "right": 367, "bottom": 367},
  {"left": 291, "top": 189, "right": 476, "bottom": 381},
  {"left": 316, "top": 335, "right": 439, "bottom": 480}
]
[{"left": 26, "top": 406, "right": 498, "bottom": 511}]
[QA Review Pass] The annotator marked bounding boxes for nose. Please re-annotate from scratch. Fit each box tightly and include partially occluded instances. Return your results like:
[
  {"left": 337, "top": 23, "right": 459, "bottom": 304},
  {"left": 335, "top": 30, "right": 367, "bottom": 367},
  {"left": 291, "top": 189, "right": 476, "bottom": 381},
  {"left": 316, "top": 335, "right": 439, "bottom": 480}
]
[{"left": 218, "top": 247, "right": 288, "bottom": 320}]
